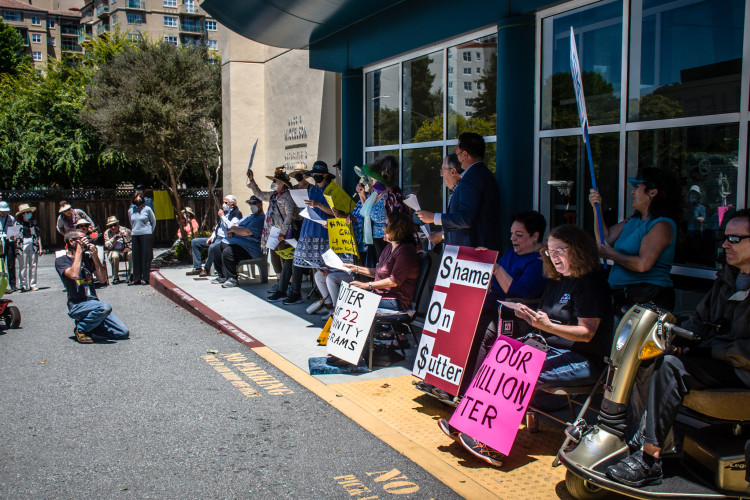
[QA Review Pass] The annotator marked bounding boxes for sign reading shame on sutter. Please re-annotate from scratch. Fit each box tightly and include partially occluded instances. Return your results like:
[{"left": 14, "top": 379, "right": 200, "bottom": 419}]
[
  {"left": 412, "top": 245, "right": 497, "bottom": 395},
  {"left": 326, "top": 282, "right": 381, "bottom": 365},
  {"left": 449, "top": 335, "right": 546, "bottom": 455}
]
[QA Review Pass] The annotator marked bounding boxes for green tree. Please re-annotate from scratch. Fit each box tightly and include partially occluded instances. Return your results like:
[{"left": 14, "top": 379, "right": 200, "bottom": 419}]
[
  {"left": 85, "top": 40, "right": 221, "bottom": 246},
  {"left": 0, "top": 20, "right": 28, "bottom": 75}
]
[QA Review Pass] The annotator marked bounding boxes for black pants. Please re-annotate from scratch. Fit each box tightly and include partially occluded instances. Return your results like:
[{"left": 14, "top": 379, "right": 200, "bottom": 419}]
[
  {"left": 218, "top": 243, "right": 252, "bottom": 279},
  {"left": 275, "top": 258, "right": 294, "bottom": 293},
  {"left": 2, "top": 240, "right": 16, "bottom": 289},
  {"left": 644, "top": 355, "right": 747, "bottom": 448},
  {"left": 131, "top": 234, "right": 153, "bottom": 282},
  {"left": 612, "top": 284, "right": 675, "bottom": 314}
]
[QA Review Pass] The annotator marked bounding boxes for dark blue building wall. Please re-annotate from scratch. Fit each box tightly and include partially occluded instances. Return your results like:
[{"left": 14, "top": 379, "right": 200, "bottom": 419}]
[{"left": 311, "top": 0, "right": 553, "bottom": 243}]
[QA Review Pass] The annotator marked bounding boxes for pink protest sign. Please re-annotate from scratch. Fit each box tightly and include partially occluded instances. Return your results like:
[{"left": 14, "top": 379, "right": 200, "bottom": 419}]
[
  {"left": 718, "top": 206, "right": 730, "bottom": 226},
  {"left": 449, "top": 335, "right": 547, "bottom": 455}
]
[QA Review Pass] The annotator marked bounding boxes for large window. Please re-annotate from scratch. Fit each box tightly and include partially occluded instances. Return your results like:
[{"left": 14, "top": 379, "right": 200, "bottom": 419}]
[
  {"left": 538, "top": 0, "right": 748, "bottom": 275},
  {"left": 364, "top": 30, "right": 498, "bottom": 213},
  {"left": 163, "top": 15, "right": 178, "bottom": 27}
]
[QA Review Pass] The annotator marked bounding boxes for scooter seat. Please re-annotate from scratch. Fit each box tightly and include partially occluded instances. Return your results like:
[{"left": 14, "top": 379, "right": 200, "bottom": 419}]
[{"left": 683, "top": 388, "right": 750, "bottom": 421}]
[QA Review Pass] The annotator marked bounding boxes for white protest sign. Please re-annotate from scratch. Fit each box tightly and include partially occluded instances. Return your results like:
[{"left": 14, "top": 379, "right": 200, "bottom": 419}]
[{"left": 326, "top": 282, "right": 381, "bottom": 365}]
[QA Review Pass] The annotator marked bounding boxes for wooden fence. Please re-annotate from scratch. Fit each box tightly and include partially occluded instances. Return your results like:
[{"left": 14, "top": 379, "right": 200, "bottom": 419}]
[{"left": 0, "top": 189, "right": 222, "bottom": 249}]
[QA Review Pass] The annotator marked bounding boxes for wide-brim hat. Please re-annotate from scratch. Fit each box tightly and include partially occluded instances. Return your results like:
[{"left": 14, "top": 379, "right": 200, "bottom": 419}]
[
  {"left": 106, "top": 215, "right": 119, "bottom": 226},
  {"left": 0, "top": 201, "right": 11, "bottom": 213},
  {"left": 75, "top": 219, "right": 92, "bottom": 228},
  {"left": 362, "top": 163, "right": 387, "bottom": 186},
  {"left": 181, "top": 207, "right": 195, "bottom": 217},
  {"left": 292, "top": 163, "right": 307, "bottom": 173},
  {"left": 58, "top": 203, "right": 72, "bottom": 213},
  {"left": 265, "top": 167, "right": 293, "bottom": 189},
  {"left": 305, "top": 160, "right": 335, "bottom": 179},
  {"left": 16, "top": 203, "right": 36, "bottom": 217}
]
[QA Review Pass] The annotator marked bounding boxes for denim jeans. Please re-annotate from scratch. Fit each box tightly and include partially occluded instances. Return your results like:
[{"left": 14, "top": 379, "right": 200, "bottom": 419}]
[
  {"left": 68, "top": 300, "right": 129, "bottom": 339},
  {"left": 191, "top": 237, "right": 222, "bottom": 272},
  {"left": 535, "top": 346, "right": 600, "bottom": 390}
]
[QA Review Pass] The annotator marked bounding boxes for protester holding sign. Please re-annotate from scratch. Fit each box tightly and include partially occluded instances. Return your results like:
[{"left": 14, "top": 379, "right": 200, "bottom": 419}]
[
  {"left": 345, "top": 212, "right": 419, "bottom": 314},
  {"left": 446, "top": 224, "right": 613, "bottom": 467},
  {"left": 279, "top": 161, "right": 335, "bottom": 305},
  {"left": 247, "top": 167, "right": 299, "bottom": 300}
]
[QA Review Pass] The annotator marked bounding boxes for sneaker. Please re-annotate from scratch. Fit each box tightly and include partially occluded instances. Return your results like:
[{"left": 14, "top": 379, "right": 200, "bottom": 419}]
[
  {"left": 199, "top": 269, "right": 209, "bottom": 277},
  {"left": 221, "top": 278, "right": 239, "bottom": 288},
  {"left": 112, "top": 278, "right": 121, "bottom": 285},
  {"left": 437, "top": 418, "right": 460, "bottom": 442},
  {"left": 267, "top": 284, "right": 278, "bottom": 294},
  {"left": 74, "top": 327, "right": 94, "bottom": 344},
  {"left": 606, "top": 450, "right": 663, "bottom": 487},
  {"left": 211, "top": 277, "right": 227, "bottom": 284},
  {"left": 459, "top": 433, "right": 504, "bottom": 467},
  {"left": 185, "top": 269, "right": 202, "bottom": 276},
  {"left": 432, "top": 386, "right": 455, "bottom": 401},
  {"left": 30, "top": 285, "right": 38, "bottom": 291},
  {"left": 267, "top": 291, "right": 286, "bottom": 302},
  {"left": 282, "top": 292, "right": 303, "bottom": 305}
]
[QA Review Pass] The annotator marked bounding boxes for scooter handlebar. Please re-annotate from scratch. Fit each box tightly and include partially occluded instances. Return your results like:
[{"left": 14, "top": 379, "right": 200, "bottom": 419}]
[{"left": 666, "top": 323, "right": 700, "bottom": 342}]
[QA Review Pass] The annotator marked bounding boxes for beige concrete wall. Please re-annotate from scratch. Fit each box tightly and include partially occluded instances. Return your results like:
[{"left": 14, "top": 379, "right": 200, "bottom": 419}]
[{"left": 220, "top": 29, "right": 340, "bottom": 203}]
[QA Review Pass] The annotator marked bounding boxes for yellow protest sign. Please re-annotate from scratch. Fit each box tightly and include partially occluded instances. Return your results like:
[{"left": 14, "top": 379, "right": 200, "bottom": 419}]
[
  {"left": 153, "top": 190, "right": 175, "bottom": 220},
  {"left": 324, "top": 194, "right": 335, "bottom": 210},
  {"left": 323, "top": 182, "right": 355, "bottom": 213},
  {"left": 275, "top": 246, "right": 295, "bottom": 260},
  {"left": 327, "top": 218, "right": 359, "bottom": 257}
]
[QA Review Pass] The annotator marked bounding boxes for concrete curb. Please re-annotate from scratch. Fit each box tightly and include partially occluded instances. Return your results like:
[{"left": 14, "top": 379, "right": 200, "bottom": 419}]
[{"left": 149, "top": 269, "right": 263, "bottom": 349}]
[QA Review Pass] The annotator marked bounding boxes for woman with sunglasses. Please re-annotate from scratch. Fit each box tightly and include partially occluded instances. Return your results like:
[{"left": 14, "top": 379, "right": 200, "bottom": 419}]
[
  {"left": 589, "top": 167, "right": 680, "bottom": 312},
  {"left": 450, "top": 224, "right": 613, "bottom": 467}
]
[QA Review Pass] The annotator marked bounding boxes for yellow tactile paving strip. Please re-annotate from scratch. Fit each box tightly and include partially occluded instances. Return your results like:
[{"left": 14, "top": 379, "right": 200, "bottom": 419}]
[{"left": 329, "top": 375, "right": 575, "bottom": 500}]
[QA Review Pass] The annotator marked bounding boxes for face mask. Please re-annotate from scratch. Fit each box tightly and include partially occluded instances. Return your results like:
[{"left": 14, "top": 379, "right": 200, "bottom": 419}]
[
  {"left": 270, "top": 183, "right": 278, "bottom": 191},
  {"left": 222, "top": 203, "right": 230, "bottom": 212},
  {"left": 372, "top": 181, "right": 386, "bottom": 193},
  {"left": 135, "top": 199, "right": 144, "bottom": 207},
  {"left": 24, "top": 213, "right": 32, "bottom": 220},
  {"left": 312, "top": 174, "right": 325, "bottom": 184},
  {"left": 250, "top": 205, "right": 259, "bottom": 214},
  {"left": 294, "top": 173, "right": 304, "bottom": 182}
]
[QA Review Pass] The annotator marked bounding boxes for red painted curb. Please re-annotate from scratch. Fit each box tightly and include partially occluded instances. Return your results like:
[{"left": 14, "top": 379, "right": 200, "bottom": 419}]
[{"left": 149, "top": 270, "right": 264, "bottom": 349}]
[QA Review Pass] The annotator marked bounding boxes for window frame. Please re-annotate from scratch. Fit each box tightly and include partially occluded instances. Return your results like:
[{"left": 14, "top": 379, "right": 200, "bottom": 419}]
[
  {"left": 163, "top": 15, "right": 178, "bottom": 27},
  {"left": 32, "top": 51, "right": 42, "bottom": 61},
  {"left": 31, "top": 33, "right": 42, "bottom": 43}
]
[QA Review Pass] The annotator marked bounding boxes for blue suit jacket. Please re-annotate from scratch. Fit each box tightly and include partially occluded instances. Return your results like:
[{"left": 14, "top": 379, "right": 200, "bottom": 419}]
[{"left": 442, "top": 161, "right": 502, "bottom": 251}]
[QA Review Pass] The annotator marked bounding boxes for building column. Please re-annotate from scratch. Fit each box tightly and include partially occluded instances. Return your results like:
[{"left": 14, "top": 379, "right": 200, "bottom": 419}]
[
  {"left": 341, "top": 69, "right": 363, "bottom": 194},
  {"left": 496, "top": 16, "right": 536, "bottom": 243}
]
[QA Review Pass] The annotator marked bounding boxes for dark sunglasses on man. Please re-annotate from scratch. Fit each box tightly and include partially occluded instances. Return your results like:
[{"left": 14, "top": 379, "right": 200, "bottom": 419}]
[{"left": 723, "top": 234, "right": 750, "bottom": 244}]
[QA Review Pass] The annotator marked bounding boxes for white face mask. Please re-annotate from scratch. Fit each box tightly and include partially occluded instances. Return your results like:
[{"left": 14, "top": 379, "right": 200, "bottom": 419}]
[
  {"left": 270, "top": 183, "right": 278, "bottom": 191},
  {"left": 222, "top": 203, "right": 230, "bottom": 212},
  {"left": 250, "top": 205, "right": 259, "bottom": 214}
]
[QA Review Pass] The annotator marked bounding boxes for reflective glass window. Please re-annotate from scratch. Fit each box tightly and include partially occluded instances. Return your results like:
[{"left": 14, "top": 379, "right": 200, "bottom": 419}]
[
  {"left": 540, "top": 133, "right": 620, "bottom": 232},
  {"left": 365, "top": 64, "right": 399, "bottom": 147},
  {"left": 628, "top": 0, "right": 744, "bottom": 121},
  {"left": 402, "top": 50, "right": 443, "bottom": 144},
  {"left": 540, "top": 0, "right": 622, "bottom": 130},
  {"left": 447, "top": 35, "right": 496, "bottom": 139},
  {"left": 627, "top": 124, "right": 739, "bottom": 269},
  {"left": 403, "top": 147, "right": 444, "bottom": 213}
]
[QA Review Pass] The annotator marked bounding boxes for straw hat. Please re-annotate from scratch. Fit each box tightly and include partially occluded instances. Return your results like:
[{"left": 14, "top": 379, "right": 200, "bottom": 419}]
[
  {"left": 106, "top": 215, "right": 119, "bottom": 227},
  {"left": 75, "top": 219, "right": 92, "bottom": 227},
  {"left": 181, "top": 207, "right": 195, "bottom": 217},
  {"left": 16, "top": 203, "right": 36, "bottom": 218},
  {"left": 265, "top": 167, "right": 293, "bottom": 189},
  {"left": 58, "top": 203, "right": 72, "bottom": 213}
]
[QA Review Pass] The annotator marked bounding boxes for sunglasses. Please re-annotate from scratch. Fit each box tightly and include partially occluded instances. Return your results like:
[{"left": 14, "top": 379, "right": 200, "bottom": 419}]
[{"left": 724, "top": 234, "right": 750, "bottom": 244}]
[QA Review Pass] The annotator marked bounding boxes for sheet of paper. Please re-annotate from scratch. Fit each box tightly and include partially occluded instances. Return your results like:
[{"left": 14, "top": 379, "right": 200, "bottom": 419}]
[
  {"left": 286, "top": 238, "right": 298, "bottom": 248},
  {"left": 498, "top": 300, "right": 524, "bottom": 311},
  {"left": 300, "top": 207, "right": 327, "bottom": 226},
  {"left": 5, "top": 225, "right": 20, "bottom": 238},
  {"left": 322, "top": 249, "right": 351, "bottom": 273},
  {"left": 289, "top": 189, "right": 309, "bottom": 208},
  {"left": 404, "top": 194, "right": 421, "bottom": 211},
  {"left": 266, "top": 226, "right": 281, "bottom": 250}
]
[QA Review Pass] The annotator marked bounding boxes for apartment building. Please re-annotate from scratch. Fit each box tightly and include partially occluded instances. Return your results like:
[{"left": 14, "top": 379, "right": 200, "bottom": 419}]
[
  {"left": 0, "top": 0, "right": 82, "bottom": 69},
  {"left": 78, "top": 0, "right": 220, "bottom": 52}
]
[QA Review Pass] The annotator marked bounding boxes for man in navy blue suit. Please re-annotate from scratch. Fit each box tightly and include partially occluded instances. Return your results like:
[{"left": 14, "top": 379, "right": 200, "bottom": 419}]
[{"left": 417, "top": 133, "right": 502, "bottom": 251}]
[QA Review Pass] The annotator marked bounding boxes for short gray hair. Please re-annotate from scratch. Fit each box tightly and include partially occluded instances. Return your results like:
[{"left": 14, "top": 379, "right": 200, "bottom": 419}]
[{"left": 225, "top": 194, "right": 237, "bottom": 206}]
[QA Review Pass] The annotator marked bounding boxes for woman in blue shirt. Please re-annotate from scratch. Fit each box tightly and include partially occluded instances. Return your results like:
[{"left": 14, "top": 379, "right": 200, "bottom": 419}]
[
  {"left": 589, "top": 167, "right": 680, "bottom": 311},
  {"left": 128, "top": 190, "right": 156, "bottom": 286}
]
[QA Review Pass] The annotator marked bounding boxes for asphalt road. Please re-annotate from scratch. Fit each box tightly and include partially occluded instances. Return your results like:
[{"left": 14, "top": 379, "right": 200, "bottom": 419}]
[{"left": 0, "top": 254, "right": 459, "bottom": 499}]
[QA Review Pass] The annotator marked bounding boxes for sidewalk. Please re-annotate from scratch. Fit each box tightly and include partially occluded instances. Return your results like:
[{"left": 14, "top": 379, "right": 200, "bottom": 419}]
[{"left": 151, "top": 263, "right": 578, "bottom": 499}]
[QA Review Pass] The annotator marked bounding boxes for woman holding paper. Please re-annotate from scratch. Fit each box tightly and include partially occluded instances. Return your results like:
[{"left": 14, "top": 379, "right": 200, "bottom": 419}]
[
  {"left": 345, "top": 212, "right": 419, "bottom": 313},
  {"left": 589, "top": 167, "right": 679, "bottom": 312},
  {"left": 444, "top": 225, "right": 613, "bottom": 467},
  {"left": 247, "top": 167, "right": 298, "bottom": 299}
]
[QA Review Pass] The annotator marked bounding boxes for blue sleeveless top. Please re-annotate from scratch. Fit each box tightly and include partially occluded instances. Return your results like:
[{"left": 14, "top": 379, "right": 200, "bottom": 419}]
[{"left": 608, "top": 216, "right": 676, "bottom": 288}]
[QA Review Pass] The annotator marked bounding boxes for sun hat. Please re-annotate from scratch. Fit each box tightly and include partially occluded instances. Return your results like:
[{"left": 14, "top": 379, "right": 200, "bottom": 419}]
[
  {"left": 75, "top": 219, "right": 92, "bottom": 227},
  {"left": 305, "top": 160, "right": 335, "bottom": 179},
  {"left": 265, "top": 167, "right": 293, "bottom": 189},
  {"left": 361, "top": 163, "right": 387, "bottom": 186},
  {"left": 0, "top": 201, "right": 11, "bottom": 213},
  {"left": 16, "top": 203, "right": 36, "bottom": 218},
  {"left": 58, "top": 203, "right": 73, "bottom": 213},
  {"left": 181, "top": 207, "right": 195, "bottom": 217},
  {"left": 106, "top": 216, "right": 119, "bottom": 226}
]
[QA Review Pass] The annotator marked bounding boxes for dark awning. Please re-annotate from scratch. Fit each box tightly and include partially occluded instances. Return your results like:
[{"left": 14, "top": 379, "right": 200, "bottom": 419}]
[{"left": 201, "top": 0, "right": 406, "bottom": 50}]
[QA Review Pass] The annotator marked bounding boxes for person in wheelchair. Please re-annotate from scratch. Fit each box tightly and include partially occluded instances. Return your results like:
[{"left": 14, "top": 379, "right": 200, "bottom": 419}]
[
  {"left": 440, "top": 224, "right": 613, "bottom": 467},
  {"left": 606, "top": 208, "right": 750, "bottom": 488}
]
